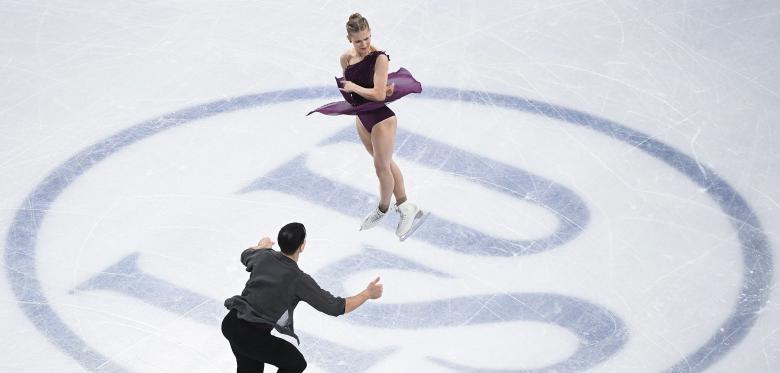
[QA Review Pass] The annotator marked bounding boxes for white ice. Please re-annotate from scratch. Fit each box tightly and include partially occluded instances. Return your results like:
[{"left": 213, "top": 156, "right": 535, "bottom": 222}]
[{"left": 1, "top": 1, "right": 779, "bottom": 372}]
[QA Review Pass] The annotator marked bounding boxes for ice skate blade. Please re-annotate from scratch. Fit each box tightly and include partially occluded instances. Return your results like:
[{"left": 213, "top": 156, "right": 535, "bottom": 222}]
[{"left": 399, "top": 211, "right": 430, "bottom": 242}]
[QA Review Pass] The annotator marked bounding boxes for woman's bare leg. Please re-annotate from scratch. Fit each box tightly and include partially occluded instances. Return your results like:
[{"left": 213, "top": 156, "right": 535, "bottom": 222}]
[
  {"left": 389, "top": 161, "right": 406, "bottom": 205},
  {"left": 356, "top": 118, "right": 407, "bottom": 209},
  {"left": 369, "top": 117, "right": 395, "bottom": 211}
]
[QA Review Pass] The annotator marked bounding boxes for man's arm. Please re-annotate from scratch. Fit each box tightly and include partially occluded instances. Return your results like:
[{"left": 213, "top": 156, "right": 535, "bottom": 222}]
[
  {"left": 298, "top": 274, "right": 383, "bottom": 316},
  {"left": 241, "top": 237, "right": 275, "bottom": 267}
]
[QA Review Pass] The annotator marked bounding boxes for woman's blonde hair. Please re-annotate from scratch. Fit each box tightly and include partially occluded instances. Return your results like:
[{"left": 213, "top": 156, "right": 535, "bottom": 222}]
[{"left": 346, "top": 13, "right": 370, "bottom": 35}]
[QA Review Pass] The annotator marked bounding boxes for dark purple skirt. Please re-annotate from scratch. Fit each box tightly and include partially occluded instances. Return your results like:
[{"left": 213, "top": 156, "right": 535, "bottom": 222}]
[{"left": 307, "top": 67, "right": 422, "bottom": 117}]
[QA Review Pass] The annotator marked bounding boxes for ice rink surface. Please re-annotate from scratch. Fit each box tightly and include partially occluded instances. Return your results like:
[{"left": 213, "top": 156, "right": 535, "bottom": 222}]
[{"left": 1, "top": 1, "right": 779, "bottom": 372}]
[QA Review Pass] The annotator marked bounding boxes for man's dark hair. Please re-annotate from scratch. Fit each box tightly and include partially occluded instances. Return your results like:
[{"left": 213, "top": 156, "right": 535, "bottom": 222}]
[{"left": 278, "top": 222, "right": 306, "bottom": 255}]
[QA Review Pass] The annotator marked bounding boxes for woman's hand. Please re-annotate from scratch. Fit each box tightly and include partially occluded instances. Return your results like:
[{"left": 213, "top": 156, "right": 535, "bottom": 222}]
[
  {"left": 339, "top": 80, "right": 392, "bottom": 101},
  {"left": 339, "top": 80, "right": 358, "bottom": 93}
]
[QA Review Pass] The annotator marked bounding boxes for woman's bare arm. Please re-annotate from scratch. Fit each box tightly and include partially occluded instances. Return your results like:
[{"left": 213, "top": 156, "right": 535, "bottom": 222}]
[{"left": 339, "top": 52, "right": 350, "bottom": 75}]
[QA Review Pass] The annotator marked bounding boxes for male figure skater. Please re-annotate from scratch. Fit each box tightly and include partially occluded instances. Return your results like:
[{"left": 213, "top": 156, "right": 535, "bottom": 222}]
[{"left": 222, "top": 222, "right": 383, "bottom": 372}]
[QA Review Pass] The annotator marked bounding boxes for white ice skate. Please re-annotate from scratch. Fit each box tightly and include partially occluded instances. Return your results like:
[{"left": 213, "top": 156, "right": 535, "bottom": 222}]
[
  {"left": 395, "top": 202, "right": 430, "bottom": 241},
  {"left": 359, "top": 205, "right": 391, "bottom": 231}
]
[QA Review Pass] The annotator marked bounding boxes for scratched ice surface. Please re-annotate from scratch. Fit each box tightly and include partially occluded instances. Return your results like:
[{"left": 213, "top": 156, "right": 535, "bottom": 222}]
[{"left": 1, "top": 1, "right": 779, "bottom": 373}]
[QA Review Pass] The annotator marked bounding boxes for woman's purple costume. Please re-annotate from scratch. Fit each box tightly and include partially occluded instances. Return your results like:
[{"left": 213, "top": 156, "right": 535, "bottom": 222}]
[{"left": 308, "top": 51, "right": 422, "bottom": 132}]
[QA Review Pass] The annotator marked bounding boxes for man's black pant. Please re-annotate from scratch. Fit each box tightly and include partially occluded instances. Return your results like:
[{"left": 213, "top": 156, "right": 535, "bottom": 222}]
[{"left": 222, "top": 309, "right": 307, "bottom": 373}]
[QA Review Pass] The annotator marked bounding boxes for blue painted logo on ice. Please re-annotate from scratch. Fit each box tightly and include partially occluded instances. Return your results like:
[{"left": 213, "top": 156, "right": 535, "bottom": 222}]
[{"left": 4, "top": 87, "right": 771, "bottom": 372}]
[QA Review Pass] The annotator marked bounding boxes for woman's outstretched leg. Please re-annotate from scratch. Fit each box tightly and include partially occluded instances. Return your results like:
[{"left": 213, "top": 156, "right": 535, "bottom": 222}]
[
  {"left": 355, "top": 119, "right": 407, "bottom": 204},
  {"left": 370, "top": 117, "right": 397, "bottom": 211},
  {"left": 356, "top": 117, "right": 397, "bottom": 230}
]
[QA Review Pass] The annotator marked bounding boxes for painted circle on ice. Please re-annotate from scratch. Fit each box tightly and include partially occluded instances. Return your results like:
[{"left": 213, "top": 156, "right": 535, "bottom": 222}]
[{"left": 4, "top": 86, "right": 772, "bottom": 372}]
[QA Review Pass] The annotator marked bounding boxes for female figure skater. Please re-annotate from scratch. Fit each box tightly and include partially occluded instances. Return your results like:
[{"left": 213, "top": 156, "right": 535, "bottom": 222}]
[{"left": 309, "top": 13, "right": 427, "bottom": 240}]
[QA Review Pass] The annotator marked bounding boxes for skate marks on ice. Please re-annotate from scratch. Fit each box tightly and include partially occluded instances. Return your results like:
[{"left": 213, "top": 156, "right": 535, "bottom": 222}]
[
  {"left": 316, "top": 248, "right": 628, "bottom": 372},
  {"left": 5, "top": 86, "right": 772, "bottom": 372},
  {"left": 240, "top": 125, "right": 590, "bottom": 257},
  {"left": 75, "top": 252, "right": 396, "bottom": 372},
  {"left": 73, "top": 248, "right": 627, "bottom": 372},
  {"left": 3, "top": 86, "right": 355, "bottom": 372}
]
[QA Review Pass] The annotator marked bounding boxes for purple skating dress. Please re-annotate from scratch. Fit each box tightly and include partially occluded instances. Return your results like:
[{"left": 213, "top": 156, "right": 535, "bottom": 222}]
[{"left": 307, "top": 51, "right": 422, "bottom": 132}]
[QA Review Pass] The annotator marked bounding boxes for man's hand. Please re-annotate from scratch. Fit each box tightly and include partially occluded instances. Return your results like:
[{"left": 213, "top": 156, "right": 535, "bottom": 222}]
[
  {"left": 250, "top": 237, "right": 275, "bottom": 250},
  {"left": 345, "top": 276, "right": 383, "bottom": 313},
  {"left": 365, "top": 277, "right": 383, "bottom": 299}
]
